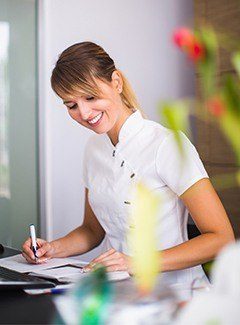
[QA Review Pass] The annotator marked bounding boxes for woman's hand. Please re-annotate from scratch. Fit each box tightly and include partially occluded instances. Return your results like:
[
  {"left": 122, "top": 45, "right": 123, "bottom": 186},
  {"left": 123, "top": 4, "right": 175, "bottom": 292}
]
[
  {"left": 22, "top": 238, "right": 55, "bottom": 264},
  {"left": 83, "top": 248, "right": 132, "bottom": 274}
]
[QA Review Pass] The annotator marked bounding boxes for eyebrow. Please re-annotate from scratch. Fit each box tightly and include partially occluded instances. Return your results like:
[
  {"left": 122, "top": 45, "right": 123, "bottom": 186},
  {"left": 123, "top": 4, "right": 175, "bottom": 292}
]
[
  {"left": 63, "top": 93, "right": 97, "bottom": 105},
  {"left": 63, "top": 94, "right": 85, "bottom": 104},
  {"left": 63, "top": 100, "right": 74, "bottom": 105}
]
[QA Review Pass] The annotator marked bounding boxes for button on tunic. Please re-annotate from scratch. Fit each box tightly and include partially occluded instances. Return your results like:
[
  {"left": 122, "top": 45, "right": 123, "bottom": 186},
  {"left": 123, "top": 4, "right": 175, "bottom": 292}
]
[{"left": 83, "top": 110, "right": 209, "bottom": 285}]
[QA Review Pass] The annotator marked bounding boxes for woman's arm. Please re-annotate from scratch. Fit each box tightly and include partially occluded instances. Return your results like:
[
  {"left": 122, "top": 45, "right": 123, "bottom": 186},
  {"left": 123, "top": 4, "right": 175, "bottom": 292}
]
[
  {"left": 160, "top": 178, "right": 235, "bottom": 272},
  {"left": 84, "top": 179, "right": 234, "bottom": 273},
  {"left": 82, "top": 178, "right": 235, "bottom": 274},
  {"left": 22, "top": 189, "right": 105, "bottom": 262}
]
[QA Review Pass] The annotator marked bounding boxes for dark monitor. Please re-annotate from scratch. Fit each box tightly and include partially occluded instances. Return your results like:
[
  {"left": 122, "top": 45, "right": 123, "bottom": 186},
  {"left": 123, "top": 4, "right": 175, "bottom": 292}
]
[{"left": 0, "top": 266, "right": 55, "bottom": 290}]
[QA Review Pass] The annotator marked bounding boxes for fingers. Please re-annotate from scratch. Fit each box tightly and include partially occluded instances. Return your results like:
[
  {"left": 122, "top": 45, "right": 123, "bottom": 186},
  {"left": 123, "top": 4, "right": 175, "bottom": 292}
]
[
  {"left": 22, "top": 237, "right": 52, "bottom": 263},
  {"left": 35, "top": 238, "right": 48, "bottom": 248},
  {"left": 83, "top": 249, "right": 129, "bottom": 273},
  {"left": 84, "top": 248, "right": 116, "bottom": 270},
  {"left": 101, "top": 258, "right": 128, "bottom": 271},
  {"left": 22, "top": 251, "right": 36, "bottom": 264},
  {"left": 21, "top": 251, "right": 49, "bottom": 264},
  {"left": 36, "top": 242, "right": 52, "bottom": 258},
  {"left": 95, "top": 253, "right": 122, "bottom": 266},
  {"left": 92, "top": 248, "right": 116, "bottom": 264},
  {"left": 22, "top": 237, "right": 37, "bottom": 261},
  {"left": 98, "top": 255, "right": 128, "bottom": 272},
  {"left": 106, "top": 265, "right": 122, "bottom": 272}
]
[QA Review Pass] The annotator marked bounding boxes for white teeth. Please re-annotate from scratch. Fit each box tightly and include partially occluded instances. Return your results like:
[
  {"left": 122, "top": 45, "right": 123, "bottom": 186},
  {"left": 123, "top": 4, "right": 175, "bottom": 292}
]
[{"left": 88, "top": 112, "right": 103, "bottom": 124}]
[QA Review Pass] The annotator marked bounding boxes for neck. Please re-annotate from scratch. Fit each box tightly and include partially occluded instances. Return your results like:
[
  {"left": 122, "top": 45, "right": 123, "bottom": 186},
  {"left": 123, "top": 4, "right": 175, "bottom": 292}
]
[{"left": 107, "top": 106, "right": 133, "bottom": 146}]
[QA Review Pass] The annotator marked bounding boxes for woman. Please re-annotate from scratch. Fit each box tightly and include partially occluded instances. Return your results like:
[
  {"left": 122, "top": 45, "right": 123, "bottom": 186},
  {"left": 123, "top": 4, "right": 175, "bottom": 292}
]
[{"left": 22, "top": 42, "right": 234, "bottom": 286}]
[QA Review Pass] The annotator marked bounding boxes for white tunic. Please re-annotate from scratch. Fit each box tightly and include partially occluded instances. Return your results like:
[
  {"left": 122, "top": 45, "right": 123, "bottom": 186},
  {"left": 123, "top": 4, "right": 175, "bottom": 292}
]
[{"left": 83, "top": 110, "right": 209, "bottom": 285}]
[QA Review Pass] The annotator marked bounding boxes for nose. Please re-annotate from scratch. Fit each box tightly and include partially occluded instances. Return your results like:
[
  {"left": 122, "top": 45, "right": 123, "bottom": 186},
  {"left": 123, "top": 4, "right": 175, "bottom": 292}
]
[{"left": 76, "top": 101, "right": 92, "bottom": 120}]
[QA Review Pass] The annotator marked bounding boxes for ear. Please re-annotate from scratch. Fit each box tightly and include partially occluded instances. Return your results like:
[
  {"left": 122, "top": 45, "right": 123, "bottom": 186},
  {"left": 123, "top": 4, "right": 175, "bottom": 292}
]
[{"left": 111, "top": 70, "right": 123, "bottom": 93}]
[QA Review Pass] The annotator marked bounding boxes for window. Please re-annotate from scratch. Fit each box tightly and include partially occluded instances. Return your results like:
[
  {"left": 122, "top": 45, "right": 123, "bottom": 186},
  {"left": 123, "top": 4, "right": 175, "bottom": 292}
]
[{"left": 0, "top": 22, "right": 10, "bottom": 198}]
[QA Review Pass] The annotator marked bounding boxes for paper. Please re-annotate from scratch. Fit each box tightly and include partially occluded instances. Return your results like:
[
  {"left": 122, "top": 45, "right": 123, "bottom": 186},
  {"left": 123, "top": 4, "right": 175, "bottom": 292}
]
[
  {"left": 24, "top": 271, "right": 130, "bottom": 296},
  {"left": 108, "top": 271, "right": 130, "bottom": 282},
  {"left": 30, "top": 267, "right": 129, "bottom": 283},
  {"left": 29, "top": 266, "right": 87, "bottom": 283},
  {"left": 0, "top": 254, "right": 88, "bottom": 273}
]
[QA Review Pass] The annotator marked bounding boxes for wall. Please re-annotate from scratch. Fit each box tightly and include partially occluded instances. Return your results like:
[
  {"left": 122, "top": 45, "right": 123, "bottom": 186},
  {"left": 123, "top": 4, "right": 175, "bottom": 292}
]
[{"left": 39, "top": 0, "right": 194, "bottom": 259}]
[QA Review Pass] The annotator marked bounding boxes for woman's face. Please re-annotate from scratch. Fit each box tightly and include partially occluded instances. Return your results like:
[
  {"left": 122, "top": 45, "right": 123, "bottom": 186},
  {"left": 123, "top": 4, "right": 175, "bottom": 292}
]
[{"left": 62, "top": 72, "right": 126, "bottom": 135}]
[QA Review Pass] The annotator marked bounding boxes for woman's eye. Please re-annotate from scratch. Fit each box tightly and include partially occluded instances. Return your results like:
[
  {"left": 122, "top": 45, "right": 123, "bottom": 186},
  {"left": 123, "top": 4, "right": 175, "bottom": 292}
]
[
  {"left": 68, "top": 104, "right": 77, "bottom": 109},
  {"left": 86, "top": 96, "right": 94, "bottom": 101}
]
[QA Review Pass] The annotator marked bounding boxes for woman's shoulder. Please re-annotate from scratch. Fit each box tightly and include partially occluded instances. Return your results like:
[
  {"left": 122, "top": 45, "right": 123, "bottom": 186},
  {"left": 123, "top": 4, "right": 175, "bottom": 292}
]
[
  {"left": 144, "top": 118, "right": 193, "bottom": 144},
  {"left": 144, "top": 118, "right": 172, "bottom": 134},
  {"left": 141, "top": 118, "right": 174, "bottom": 145},
  {"left": 140, "top": 119, "right": 198, "bottom": 159}
]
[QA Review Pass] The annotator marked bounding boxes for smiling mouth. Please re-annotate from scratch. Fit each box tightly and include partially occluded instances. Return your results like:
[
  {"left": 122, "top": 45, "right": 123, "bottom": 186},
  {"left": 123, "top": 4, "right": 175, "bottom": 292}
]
[{"left": 87, "top": 112, "right": 103, "bottom": 125}]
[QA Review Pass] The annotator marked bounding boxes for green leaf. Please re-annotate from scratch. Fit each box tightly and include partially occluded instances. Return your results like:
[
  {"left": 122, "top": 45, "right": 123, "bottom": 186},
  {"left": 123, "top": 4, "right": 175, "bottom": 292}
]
[
  {"left": 197, "top": 27, "right": 218, "bottom": 98},
  {"left": 222, "top": 74, "right": 240, "bottom": 120},
  {"left": 219, "top": 112, "right": 240, "bottom": 164},
  {"left": 232, "top": 52, "right": 240, "bottom": 78},
  {"left": 158, "top": 101, "right": 191, "bottom": 154}
]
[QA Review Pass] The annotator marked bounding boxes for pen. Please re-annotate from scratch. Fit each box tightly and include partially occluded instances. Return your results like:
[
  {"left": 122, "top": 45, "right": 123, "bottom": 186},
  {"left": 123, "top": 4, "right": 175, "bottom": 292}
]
[
  {"left": 50, "top": 288, "right": 67, "bottom": 294},
  {"left": 29, "top": 224, "right": 38, "bottom": 262},
  {"left": 25, "top": 287, "right": 68, "bottom": 295}
]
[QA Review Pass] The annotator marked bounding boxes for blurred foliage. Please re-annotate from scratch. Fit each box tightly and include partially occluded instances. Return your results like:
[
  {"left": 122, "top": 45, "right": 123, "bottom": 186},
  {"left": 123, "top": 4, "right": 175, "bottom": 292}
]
[
  {"left": 160, "top": 100, "right": 191, "bottom": 154},
  {"left": 196, "top": 27, "right": 218, "bottom": 98},
  {"left": 156, "top": 26, "right": 240, "bottom": 277},
  {"left": 128, "top": 183, "right": 160, "bottom": 295},
  {"left": 232, "top": 52, "right": 240, "bottom": 78},
  {"left": 160, "top": 26, "right": 240, "bottom": 189},
  {"left": 73, "top": 267, "right": 112, "bottom": 324},
  {"left": 129, "top": 26, "right": 240, "bottom": 295}
]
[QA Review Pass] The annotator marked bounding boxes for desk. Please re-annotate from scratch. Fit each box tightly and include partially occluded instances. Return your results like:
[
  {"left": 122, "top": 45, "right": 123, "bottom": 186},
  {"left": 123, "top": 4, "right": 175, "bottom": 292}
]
[
  {"left": 0, "top": 246, "right": 57, "bottom": 324},
  {"left": 0, "top": 245, "right": 202, "bottom": 323}
]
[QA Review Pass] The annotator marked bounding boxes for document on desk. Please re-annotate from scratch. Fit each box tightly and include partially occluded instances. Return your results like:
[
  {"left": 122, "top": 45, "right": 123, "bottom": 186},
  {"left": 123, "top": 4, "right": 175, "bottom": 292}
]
[
  {"left": 0, "top": 254, "right": 88, "bottom": 273},
  {"left": 0, "top": 254, "right": 130, "bottom": 284},
  {"left": 29, "top": 266, "right": 88, "bottom": 283}
]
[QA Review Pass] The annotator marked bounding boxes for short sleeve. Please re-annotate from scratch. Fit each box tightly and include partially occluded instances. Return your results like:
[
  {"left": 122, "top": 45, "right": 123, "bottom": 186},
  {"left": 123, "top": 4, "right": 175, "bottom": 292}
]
[{"left": 156, "top": 131, "right": 209, "bottom": 196}]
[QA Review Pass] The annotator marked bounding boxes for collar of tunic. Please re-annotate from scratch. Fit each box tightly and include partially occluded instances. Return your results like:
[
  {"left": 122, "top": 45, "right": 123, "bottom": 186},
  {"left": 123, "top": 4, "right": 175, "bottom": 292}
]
[
  {"left": 118, "top": 109, "right": 144, "bottom": 143},
  {"left": 104, "top": 109, "right": 145, "bottom": 150}
]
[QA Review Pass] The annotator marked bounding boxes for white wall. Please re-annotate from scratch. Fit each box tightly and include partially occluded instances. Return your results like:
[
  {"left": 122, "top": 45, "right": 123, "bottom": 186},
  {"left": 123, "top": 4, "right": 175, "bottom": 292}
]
[{"left": 39, "top": 0, "right": 194, "bottom": 259}]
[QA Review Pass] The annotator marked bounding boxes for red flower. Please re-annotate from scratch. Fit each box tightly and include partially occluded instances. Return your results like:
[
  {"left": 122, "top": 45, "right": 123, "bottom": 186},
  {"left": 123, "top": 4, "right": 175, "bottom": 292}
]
[
  {"left": 189, "top": 42, "right": 205, "bottom": 62},
  {"left": 206, "top": 95, "right": 226, "bottom": 117},
  {"left": 173, "top": 27, "right": 205, "bottom": 62},
  {"left": 173, "top": 27, "right": 194, "bottom": 48}
]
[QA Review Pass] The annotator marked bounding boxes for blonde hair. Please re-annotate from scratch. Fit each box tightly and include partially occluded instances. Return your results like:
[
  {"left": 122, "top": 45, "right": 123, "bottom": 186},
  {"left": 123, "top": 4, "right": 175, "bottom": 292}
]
[{"left": 51, "top": 41, "right": 141, "bottom": 112}]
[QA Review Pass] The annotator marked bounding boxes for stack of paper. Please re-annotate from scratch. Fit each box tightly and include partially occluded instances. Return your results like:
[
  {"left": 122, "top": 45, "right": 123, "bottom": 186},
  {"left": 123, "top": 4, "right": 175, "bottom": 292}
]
[
  {"left": 29, "top": 266, "right": 88, "bottom": 283},
  {"left": 0, "top": 254, "right": 88, "bottom": 282},
  {"left": 0, "top": 254, "right": 130, "bottom": 283}
]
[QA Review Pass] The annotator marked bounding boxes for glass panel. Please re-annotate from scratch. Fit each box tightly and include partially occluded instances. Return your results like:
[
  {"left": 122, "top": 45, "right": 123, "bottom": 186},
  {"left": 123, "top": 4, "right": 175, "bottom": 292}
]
[
  {"left": 0, "top": 21, "right": 10, "bottom": 198},
  {"left": 0, "top": 0, "right": 39, "bottom": 249}
]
